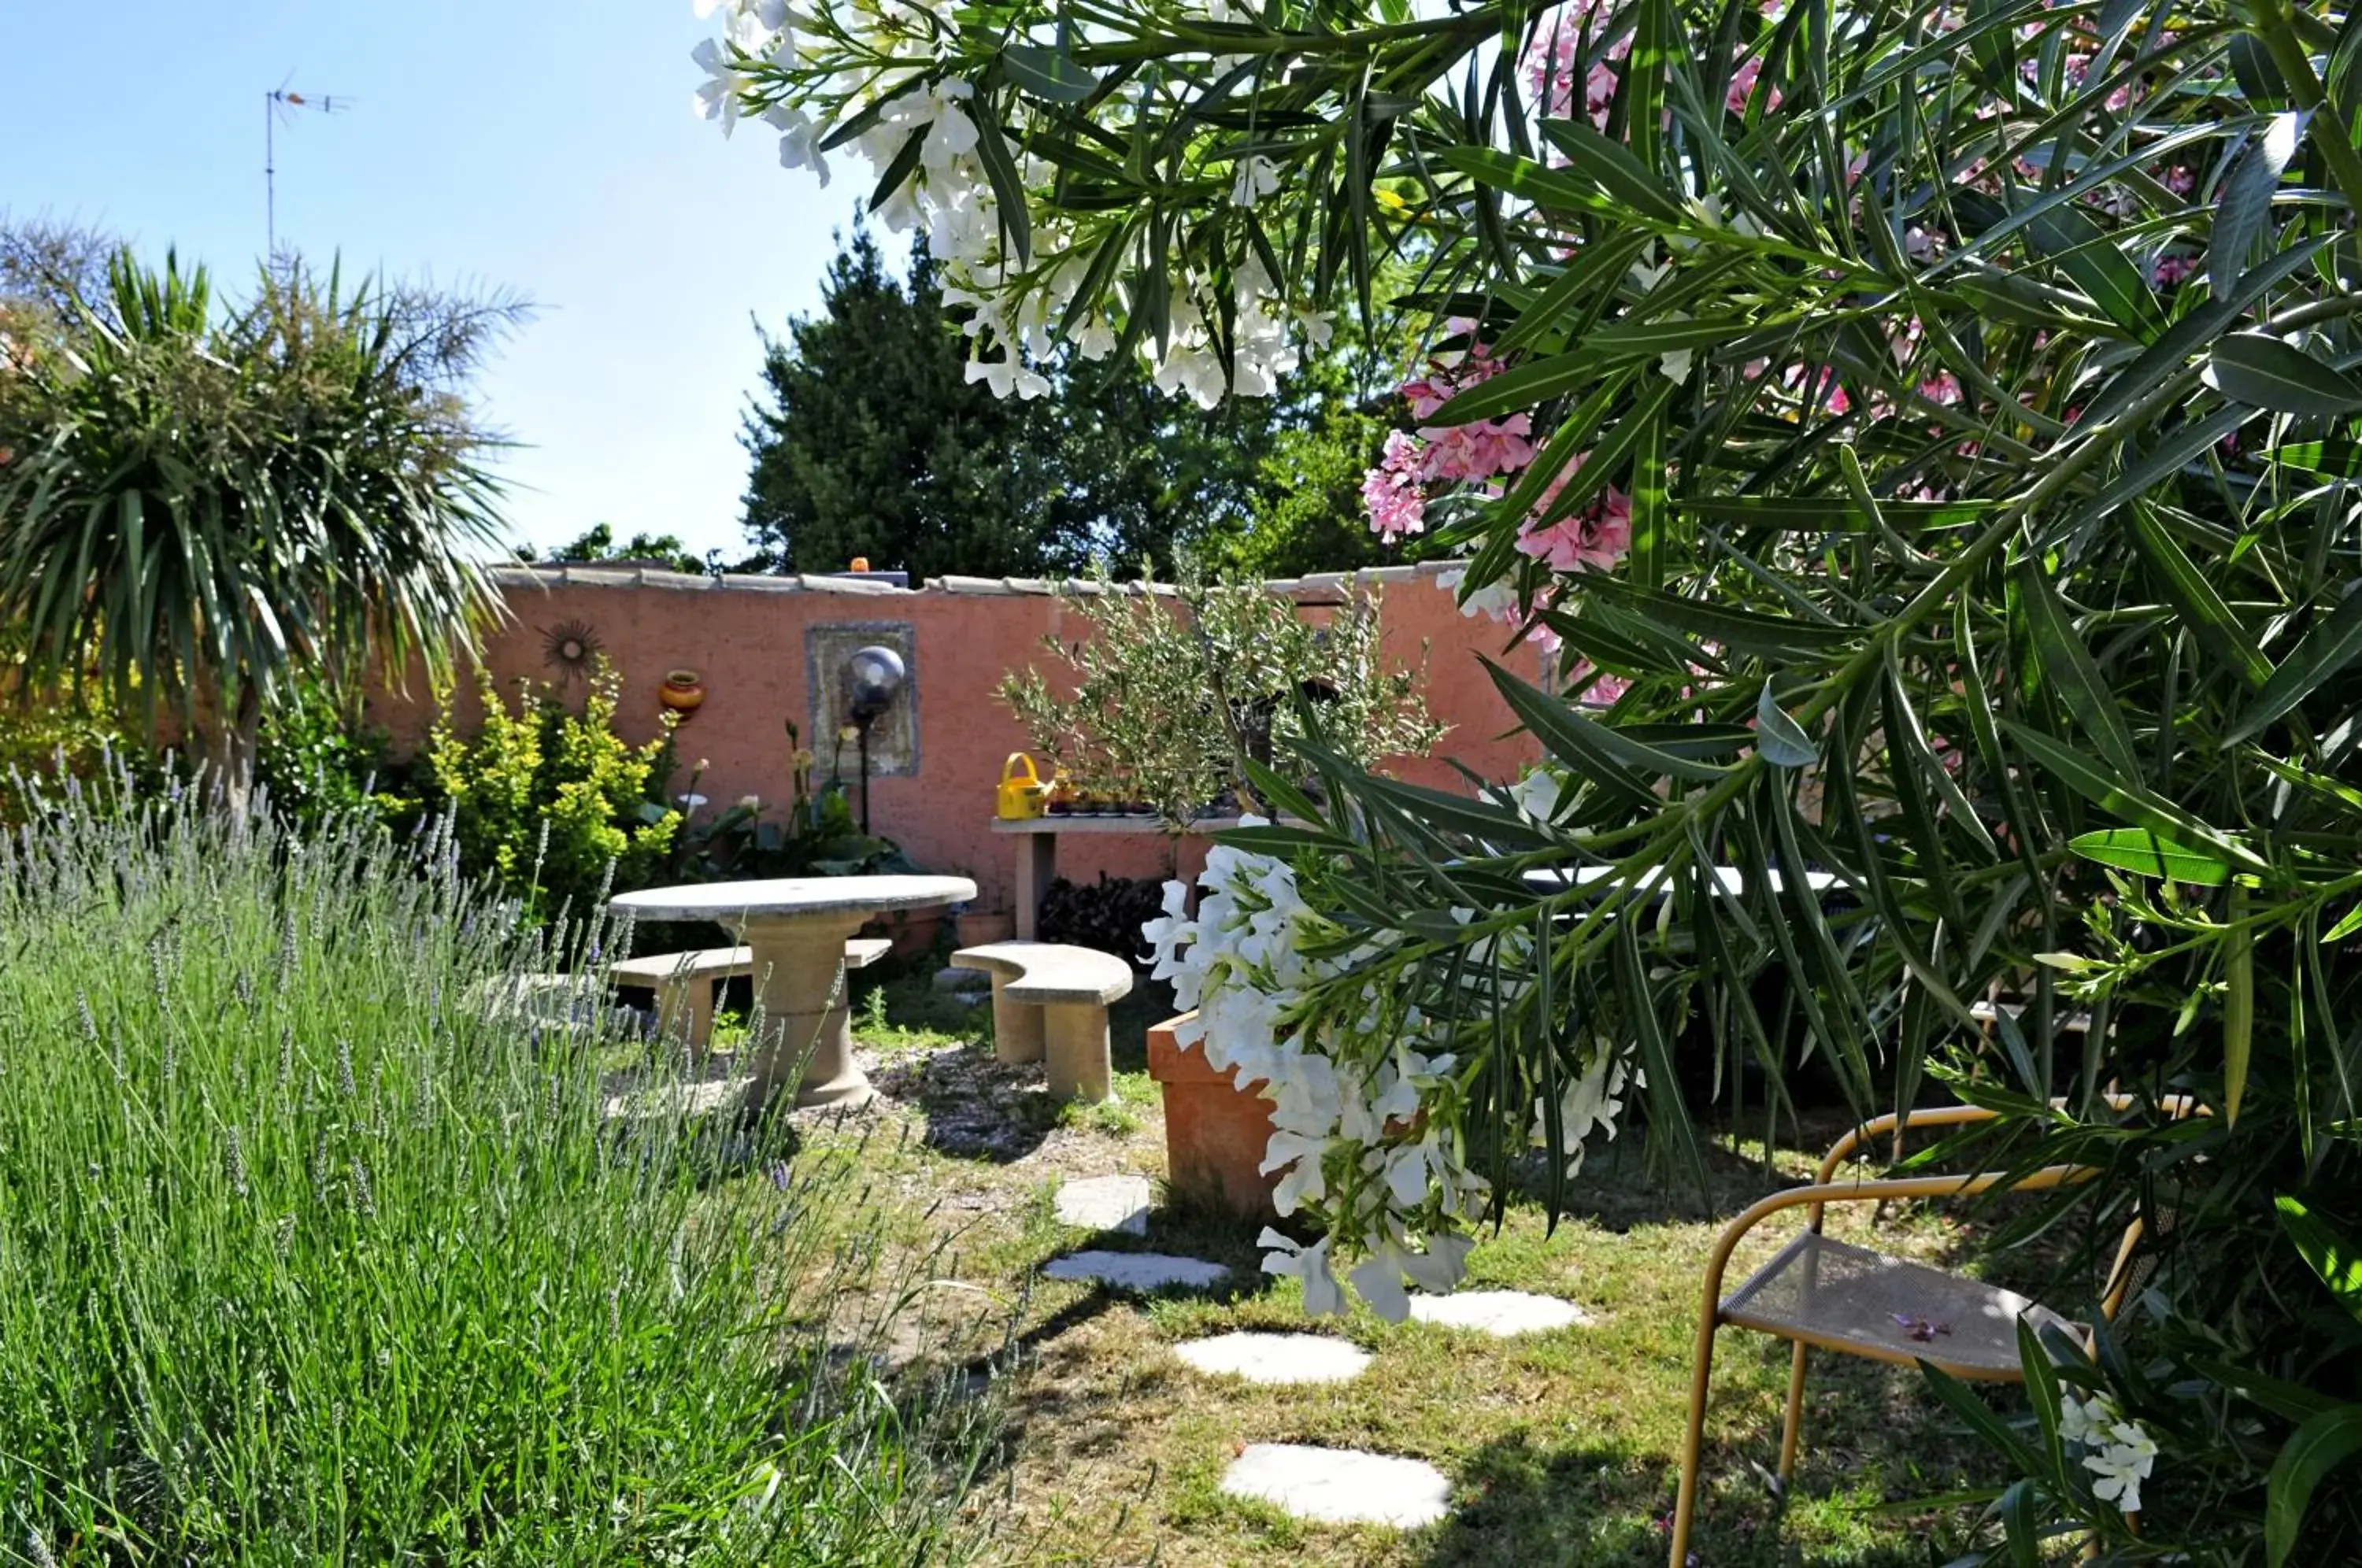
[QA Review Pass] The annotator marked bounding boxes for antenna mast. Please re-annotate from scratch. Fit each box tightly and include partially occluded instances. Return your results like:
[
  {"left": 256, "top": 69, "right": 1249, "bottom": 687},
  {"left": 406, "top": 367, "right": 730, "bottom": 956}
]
[{"left": 265, "top": 82, "right": 352, "bottom": 257}]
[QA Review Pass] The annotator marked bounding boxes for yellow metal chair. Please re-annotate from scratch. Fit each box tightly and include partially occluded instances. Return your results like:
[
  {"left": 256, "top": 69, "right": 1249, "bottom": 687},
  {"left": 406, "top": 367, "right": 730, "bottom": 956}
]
[{"left": 1666, "top": 1101, "right": 2174, "bottom": 1566}]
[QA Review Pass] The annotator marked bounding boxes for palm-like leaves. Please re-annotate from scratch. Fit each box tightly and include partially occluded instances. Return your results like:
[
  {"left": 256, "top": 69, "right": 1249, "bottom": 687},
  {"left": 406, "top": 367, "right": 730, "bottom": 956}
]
[{"left": 0, "top": 250, "right": 512, "bottom": 791}]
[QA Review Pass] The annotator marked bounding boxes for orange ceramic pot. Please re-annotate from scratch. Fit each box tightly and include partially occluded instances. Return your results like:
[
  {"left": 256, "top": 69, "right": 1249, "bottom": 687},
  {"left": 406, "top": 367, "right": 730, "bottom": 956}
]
[
  {"left": 658, "top": 668, "right": 705, "bottom": 716},
  {"left": 1147, "top": 1011, "right": 1279, "bottom": 1220}
]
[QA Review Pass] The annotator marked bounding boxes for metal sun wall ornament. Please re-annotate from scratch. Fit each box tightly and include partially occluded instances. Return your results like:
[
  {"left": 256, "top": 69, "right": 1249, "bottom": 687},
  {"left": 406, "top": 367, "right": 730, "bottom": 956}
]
[{"left": 541, "top": 619, "right": 602, "bottom": 684}]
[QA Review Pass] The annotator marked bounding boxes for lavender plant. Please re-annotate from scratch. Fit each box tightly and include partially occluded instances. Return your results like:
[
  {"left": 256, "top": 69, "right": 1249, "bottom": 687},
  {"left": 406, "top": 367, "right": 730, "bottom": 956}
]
[{"left": 0, "top": 771, "right": 987, "bottom": 1561}]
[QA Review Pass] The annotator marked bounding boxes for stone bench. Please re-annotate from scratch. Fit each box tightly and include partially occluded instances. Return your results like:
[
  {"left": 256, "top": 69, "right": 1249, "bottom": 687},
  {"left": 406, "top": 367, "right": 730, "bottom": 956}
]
[
  {"left": 613, "top": 938, "right": 892, "bottom": 1048},
  {"left": 949, "top": 941, "right": 1132, "bottom": 1103}
]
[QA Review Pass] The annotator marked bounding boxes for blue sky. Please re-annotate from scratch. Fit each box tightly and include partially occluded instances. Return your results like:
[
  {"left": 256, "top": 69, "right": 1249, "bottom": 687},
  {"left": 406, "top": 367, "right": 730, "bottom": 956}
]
[{"left": 0, "top": 1, "right": 850, "bottom": 561}]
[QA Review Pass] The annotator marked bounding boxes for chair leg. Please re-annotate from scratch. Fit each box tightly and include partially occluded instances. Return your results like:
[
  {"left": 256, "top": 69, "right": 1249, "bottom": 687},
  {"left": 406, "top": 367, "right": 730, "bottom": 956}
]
[
  {"left": 1669, "top": 1322, "right": 1717, "bottom": 1568},
  {"left": 1777, "top": 1340, "right": 1809, "bottom": 1489},
  {"left": 687, "top": 978, "right": 716, "bottom": 1050}
]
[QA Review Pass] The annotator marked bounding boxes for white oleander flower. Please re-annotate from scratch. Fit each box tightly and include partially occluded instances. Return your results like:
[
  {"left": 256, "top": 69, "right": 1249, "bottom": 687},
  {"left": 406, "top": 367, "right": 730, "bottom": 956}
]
[
  {"left": 1260, "top": 1129, "right": 1330, "bottom": 1215},
  {"left": 1150, "top": 819, "right": 1509, "bottom": 1311},
  {"left": 691, "top": 36, "right": 751, "bottom": 133},
  {"left": 1628, "top": 250, "right": 1673, "bottom": 292},
  {"left": 1231, "top": 155, "right": 1281, "bottom": 208},
  {"left": 2058, "top": 1391, "right": 2120, "bottom": 1447},
  {"left": 917, "top": 82, "right": 981, "bottom": 173},
  {"left": 1268, "top": 1051, "right": 1342, "bottom": 1135},
  {"left": 770, "top": 105, "right": 831, "bottom": 185},
  {"left": 1377, "top": 1134, "right": 1448, "bottom": 1209},
  {"left": 1439, "top": 564, "right": 1521, "bottom": 621},
  {"left": 1402, "top": 1230, "right": 1475, "bottom": 1292},
  {"left": 1349, "top": 1243, "right": 1418, "bottom": 1322},
  {"left": 964, "top": 351, "right": 1050, "bottom": 400},
  {"left": 1142, "top": 879, "right": 1192, "bottom": 967},
  {"left": 1657, "top": 314, "right": 1696, "bottom": 383},
  {"left": 1535, "top": 1040, "right": 1631, "bottom": 1172},
  {"left": 1259, "top": 1226, "right": 1344, "bottom": 1315},
  {"left": 1505, "top": 766, "right": 1568, "bottom": 824},
  {"left": 2084, "top": 1421, "right": 2157, "bottom": 1514},
  {"left": 1070, "top": 314, "right": 1119, "bottom": 360}
]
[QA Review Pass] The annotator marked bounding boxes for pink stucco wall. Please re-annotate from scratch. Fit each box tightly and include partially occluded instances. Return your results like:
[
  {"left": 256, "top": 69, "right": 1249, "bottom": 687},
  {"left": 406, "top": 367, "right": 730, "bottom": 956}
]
[{"left": 366, "top": 562, "right": 1546, "bottom": 924}]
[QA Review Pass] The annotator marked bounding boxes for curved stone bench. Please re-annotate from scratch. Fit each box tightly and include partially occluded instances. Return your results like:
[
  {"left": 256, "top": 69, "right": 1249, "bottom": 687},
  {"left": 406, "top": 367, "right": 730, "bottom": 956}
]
[
  {"left": 950, "top": 941, "right": 1132, "bottom": 1103},
  {"left": 613, "top": 938, "right": 891, "bottom": 1048}
]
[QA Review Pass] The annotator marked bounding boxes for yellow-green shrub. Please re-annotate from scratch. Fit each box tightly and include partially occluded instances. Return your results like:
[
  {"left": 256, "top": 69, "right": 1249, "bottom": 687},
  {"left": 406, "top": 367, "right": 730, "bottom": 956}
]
[{"left": 426, "top": 661, "right": 678, "bottom": 919}]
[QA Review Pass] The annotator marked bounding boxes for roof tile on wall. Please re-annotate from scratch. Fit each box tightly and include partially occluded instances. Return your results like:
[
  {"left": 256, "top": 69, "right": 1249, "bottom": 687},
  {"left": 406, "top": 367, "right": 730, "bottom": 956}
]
[{"left": 484, "top": 562, "right": 1453, "bottom": 598}]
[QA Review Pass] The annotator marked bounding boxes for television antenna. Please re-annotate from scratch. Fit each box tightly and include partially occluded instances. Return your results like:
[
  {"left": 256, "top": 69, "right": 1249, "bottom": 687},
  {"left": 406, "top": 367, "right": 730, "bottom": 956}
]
[{"left": 265, "top": 77, "right": 354, "bottom": 256}]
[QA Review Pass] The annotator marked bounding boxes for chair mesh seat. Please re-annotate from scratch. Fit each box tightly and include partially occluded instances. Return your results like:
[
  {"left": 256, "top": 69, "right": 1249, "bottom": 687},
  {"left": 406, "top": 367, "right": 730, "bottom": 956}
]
[{"left": 1719, "top": 1232, "right": 2079, "bottom": 1381}]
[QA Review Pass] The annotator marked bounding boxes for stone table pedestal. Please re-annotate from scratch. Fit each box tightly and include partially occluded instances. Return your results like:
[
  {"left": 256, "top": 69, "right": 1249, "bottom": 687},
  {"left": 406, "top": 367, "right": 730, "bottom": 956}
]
[{"left": 742, "top": 908, "right": 872, "bottom": 1110}]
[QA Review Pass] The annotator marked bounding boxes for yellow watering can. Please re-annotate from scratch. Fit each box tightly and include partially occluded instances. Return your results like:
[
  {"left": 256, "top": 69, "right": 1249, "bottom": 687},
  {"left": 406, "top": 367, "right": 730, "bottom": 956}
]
[{"left": 997, "top": 753, "right": 1051, "bottom": 819}]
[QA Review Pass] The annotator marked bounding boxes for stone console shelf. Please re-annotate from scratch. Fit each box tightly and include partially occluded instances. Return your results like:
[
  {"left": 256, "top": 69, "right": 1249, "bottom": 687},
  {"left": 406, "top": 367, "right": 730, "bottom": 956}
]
[
  {"left": 608, "top": 875, "right": 976, "bottom": 1111},
  {"left": 990, "top": 815, "right": 1271, "bottom": 940}
]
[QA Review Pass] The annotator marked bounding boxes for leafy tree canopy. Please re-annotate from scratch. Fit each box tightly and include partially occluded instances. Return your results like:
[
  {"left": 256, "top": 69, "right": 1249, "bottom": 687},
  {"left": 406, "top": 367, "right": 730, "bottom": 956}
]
[
  {"left": 739, "top": 227, "right": 1429, "bottom": 582},
  {"left": 524, "top": 521, "right": 709, "bottom": 578}
]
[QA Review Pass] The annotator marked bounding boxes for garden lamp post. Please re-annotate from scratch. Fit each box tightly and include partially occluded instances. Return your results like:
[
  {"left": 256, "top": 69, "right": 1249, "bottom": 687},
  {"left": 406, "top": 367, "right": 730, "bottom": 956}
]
[{"left": 842, "top": 645, "right": 905, "bottom": 833}]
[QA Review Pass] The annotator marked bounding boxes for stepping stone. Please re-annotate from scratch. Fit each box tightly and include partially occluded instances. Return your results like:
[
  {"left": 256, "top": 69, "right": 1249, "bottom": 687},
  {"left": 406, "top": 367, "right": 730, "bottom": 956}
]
[
  {"left": 1054, "top": 1174, "right": 1152, "bottom": 1236},
  {"left": 1174, "top": 1332, "right": 1370, "bottom": 1385},
  {"left": 1220, "top": 1444, "right": 1451, "bottom": 1528},
  {"left": 1407, "top": 1289, "right": 1590, "bottom": 1337},
  {"left": 1042, "top": 1250, "right": 1227, "bottom": 1292}
]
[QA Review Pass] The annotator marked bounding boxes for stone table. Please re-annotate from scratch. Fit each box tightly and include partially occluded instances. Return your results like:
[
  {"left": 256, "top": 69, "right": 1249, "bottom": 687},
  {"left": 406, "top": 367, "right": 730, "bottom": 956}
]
[{"left": 608, "top": 875, "right": 975, "bottom": 1111}]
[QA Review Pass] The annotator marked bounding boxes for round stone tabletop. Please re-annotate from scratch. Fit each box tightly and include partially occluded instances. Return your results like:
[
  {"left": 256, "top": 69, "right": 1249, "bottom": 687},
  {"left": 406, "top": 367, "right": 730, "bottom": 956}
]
[{"left": 608, "top": 875, "right": 976, "bottom": 923}]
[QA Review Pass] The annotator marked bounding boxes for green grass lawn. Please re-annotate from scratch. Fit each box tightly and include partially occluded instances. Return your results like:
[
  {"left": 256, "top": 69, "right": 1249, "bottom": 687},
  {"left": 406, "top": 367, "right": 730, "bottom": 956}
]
[{"left": 735, "top": 969, "right": 2056, "bottom": 1566}]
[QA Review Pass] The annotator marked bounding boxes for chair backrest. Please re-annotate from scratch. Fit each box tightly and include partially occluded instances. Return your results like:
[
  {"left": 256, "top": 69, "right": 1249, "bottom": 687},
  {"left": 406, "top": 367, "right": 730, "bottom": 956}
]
[{"left": 1816, "top": 1095, "right": 2201, "bottom": 1325}]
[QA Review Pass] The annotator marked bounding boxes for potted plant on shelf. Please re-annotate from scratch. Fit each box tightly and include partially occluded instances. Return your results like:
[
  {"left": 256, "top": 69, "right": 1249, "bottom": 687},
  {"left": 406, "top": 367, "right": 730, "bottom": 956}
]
[{"left": 998, "top": 558, "right": 1444, "bottom": 830}]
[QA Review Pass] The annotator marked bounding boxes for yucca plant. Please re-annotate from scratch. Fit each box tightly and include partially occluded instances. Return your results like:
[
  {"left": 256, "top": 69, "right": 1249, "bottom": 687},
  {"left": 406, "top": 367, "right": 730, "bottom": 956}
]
[
  {"left": 0, "top": 249, "right": 513, "bottom": 812},
  {"left": 703, "top": 0, "right": 2362, "bottom": 1554}
]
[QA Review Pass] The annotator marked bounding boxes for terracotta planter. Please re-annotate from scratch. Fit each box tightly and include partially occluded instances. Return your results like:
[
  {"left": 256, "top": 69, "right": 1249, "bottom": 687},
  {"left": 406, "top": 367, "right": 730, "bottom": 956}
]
[
  {"left": 868, "top": 908, "right": 943, "bottom": 960},
  {"left": 955, "top": 911, "right": 1016, "bottom": 947},
  {"left": 1146, "top": 1011, "right": 1279, "bottom": 1220}
]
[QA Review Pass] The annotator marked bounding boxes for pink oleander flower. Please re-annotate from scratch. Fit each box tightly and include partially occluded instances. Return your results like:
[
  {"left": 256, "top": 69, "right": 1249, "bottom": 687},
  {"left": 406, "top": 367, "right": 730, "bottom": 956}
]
[
  {"left": 1573, "top": 661, "right": 1632, "bottom": 707},
  {"left": 1392, "top": 335, "right": 1538, "bottom": 485},
  {"left": 2154, "top": 254, "right": 2197, "bottom": 287},
  {"left": 1400, "top": 333, "right": 1506, "bottom": 416},
  {"left": 1421, "top": 413, "right": 1537, "bottom": 482},
  {"left": 1521, "top": 5, "right": 1632, "bottom": 128},
  {"left": 1726, "top": 55, "right": 1779, "bottom": 115},
  {"left": 1516, "top": 457, "right": 1634, "bottom": 574},
  {"left": 1362, "top": 430, "right": 1429, "bottom": 541},
  {"left": 1919, "top": 371, "right": 1964, "bottom": 406},
  {"left": 1781, "top": 364, "right": 1853, "bottom": 416},
  {"left": 1585, "top": 59, "right": 1623, "bottom": 128}
]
